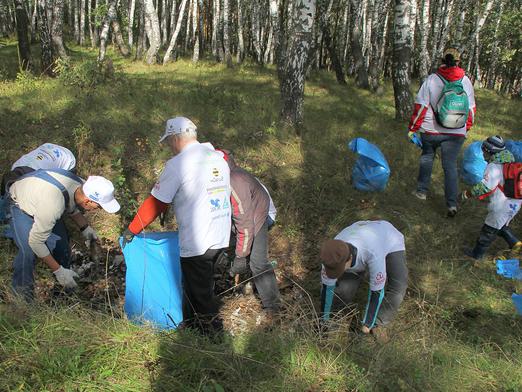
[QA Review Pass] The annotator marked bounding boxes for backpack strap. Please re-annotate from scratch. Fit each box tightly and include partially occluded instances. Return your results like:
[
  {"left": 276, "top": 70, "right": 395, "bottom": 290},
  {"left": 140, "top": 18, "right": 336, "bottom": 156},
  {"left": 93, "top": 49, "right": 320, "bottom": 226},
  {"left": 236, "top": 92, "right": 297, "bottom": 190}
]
[
  {"left": 436, "top": 73, "right": 448, "bottom": 85},
  {"left": 17, "top": 169, "right": 83, "bottom": 208}
]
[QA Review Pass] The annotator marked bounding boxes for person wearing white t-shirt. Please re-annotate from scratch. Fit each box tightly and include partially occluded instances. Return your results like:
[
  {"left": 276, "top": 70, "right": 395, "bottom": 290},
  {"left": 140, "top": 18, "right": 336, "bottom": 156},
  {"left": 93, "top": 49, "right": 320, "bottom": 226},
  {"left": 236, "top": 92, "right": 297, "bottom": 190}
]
[
  {"left": 123, "top": 117, "right": 231, "bottom": 335},
  {"left": 319, "top": 220, "right": 408, "bottom": 341},
  {"left": 1, "top": 143, "right": 76, "bottom": 197},
  {"left": 460, "top": 136, "right": 522, "bottom": 259}
]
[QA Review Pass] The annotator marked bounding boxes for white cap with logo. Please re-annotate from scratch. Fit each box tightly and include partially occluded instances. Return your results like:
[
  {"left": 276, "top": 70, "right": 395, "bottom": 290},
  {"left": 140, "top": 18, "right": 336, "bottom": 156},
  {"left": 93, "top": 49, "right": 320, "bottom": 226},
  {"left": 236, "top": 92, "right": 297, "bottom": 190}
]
[
  {"left": 158, "top": 116, "right": 197, "bottom": 143},
  {"left": 83, "top": 176, "right": 121, "bottom": 213}
]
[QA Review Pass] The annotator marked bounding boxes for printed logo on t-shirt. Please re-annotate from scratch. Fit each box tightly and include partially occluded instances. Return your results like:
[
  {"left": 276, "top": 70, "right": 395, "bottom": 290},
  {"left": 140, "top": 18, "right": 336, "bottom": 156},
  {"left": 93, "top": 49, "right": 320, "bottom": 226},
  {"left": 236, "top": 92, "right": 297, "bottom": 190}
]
[
  {"left": 36, "top": 154, "right": 44, "bottom": 161},
  {"left": 53, "top": 149, "right": 61, "bottom": 158},
  {"left": 210, "top": 198, "right": 221, "bottom": 212},
  {"left": 222, "top": 197, "right": 230, "bottom": 210},
  {"left": 374, "top": 272, "right": 385, "bottom": 285},
  {"left": 211, "top": 167, "right": 224, "bottom": 183}
]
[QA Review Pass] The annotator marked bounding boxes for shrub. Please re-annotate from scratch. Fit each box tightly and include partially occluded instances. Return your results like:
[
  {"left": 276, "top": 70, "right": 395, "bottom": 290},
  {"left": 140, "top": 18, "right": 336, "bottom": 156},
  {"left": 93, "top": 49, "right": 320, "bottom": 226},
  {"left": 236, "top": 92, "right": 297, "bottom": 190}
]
[{"left": 54, "top": 58, "right": 123, "bottom": 89}]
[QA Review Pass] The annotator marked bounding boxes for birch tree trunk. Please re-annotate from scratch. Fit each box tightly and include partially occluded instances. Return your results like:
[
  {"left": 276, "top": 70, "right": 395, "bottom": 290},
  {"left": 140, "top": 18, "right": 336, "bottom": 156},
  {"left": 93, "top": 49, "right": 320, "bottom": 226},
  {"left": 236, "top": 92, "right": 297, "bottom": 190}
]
[
  {"left": 222, "top": 0, "right": 232, "bottom": 67},
  {"left": 30, "top": 0, "right": 37, "bottom": 41},
  {"left": 431, "top": 0, "right": 455, "bottom": 70},
  {"left": 319, "top": 0, "right": 345, "bottom": 84},
  {"left": 192, "top": 0, "right": 202, "bottom": 61},
  {"left": 88, "top": 0, "right": 95, "bottom": 48},
  {"left": 251, "top": 1, "right": 263, "bottom": 63},
  {"left": 38, "top": 0, "right": 54, "bottom": 75},
  {"left": 350, "top": 0, "right": 370, "bottom": 88},
  {"left": 74, "top": 0, "right": 79, "bottom": 42},
  {"left": 429, "top": 0, "right": 442, "bottom": 70},
  {"left": 454, "top": 0, "right": 467, "bottom": 50},
  {"left": 417, "top": 0, "right": 430, "bottom": 80},
  {"left": 128, "top": 0, "right": 136, "bottom": 47},
  {"left": 236, "top": 0, "right": 244, "bottom": 63},
  {"left": 51, "top": 0, "right": 68, "bottom": 59},
  {"left": 161, "top": 0, "right": 167, "bottom": 44},
  {"left": 163, "top": 0, "right": 188, "bottom": 64},
  {"left": 136, "top": 0, "right": 146, "bottom": 58},
  {"left": 183, "top": 0, "right": 192, "bottom": 52},
  {"left": 466, "top": 0, "right": 494, "bottom": 83},
  {"left": 211, "top": 0, "right": 219, "bottom": 58},
  {"left": 280, "top": 0, "right": 316, "bottom": 129},
  {"left": 392, "top": 0, "right": 413, "bottom": 120},
  {"left": 368, "top": 0, "right": 388, "bottom": 89},
  {"left": 79, "top": 0, "right": 85, "bottom": 45},
  {"left": 486, "top": 0, "right": 503, "bottom": 90},
  {"left": 14, "top": 0, "right": 32, "bottom": 70},
  {"left": 143, "top": 0, "right": 161, "bottom": 64},
  {"left": 111, "top": 2, "right": 130, "bottom": 56},
  {"left": 190, "top": 0, "right": 197, "bottom": 49}
]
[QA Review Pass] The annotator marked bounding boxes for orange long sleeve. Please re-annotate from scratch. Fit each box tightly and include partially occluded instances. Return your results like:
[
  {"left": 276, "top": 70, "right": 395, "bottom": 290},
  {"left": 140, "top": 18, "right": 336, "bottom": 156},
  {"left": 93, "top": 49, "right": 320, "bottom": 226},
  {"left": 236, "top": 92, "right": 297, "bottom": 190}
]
[{"left": 128, "top": 195, "right": 169, "bottom": 235}]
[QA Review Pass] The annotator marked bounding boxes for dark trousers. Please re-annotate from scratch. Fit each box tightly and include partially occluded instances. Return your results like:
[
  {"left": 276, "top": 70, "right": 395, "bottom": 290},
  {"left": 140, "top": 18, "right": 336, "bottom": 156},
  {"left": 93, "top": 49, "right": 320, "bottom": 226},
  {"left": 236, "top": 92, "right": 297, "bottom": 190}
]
[
  {"left": 180, "top": 248, "right": 224, "bottom": 330},
  {"left": 417, "top": 134, "right": 465, "bottom": 208},
  {"left": 249, "top": 218, "right": 280, "bottom": 311},
  {"left": 329, "top": 251, "right": 408, "bottom": 327},
  {"left": 470, "top": 224, "right": 520, "bottom": 259}
]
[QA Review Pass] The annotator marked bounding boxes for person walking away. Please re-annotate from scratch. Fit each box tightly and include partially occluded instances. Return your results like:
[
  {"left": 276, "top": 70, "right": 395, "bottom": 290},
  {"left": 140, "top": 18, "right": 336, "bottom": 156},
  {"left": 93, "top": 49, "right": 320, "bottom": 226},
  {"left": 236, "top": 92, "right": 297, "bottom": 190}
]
[{"left": 408, "top": 48, "right": 476, "bottom": 217}]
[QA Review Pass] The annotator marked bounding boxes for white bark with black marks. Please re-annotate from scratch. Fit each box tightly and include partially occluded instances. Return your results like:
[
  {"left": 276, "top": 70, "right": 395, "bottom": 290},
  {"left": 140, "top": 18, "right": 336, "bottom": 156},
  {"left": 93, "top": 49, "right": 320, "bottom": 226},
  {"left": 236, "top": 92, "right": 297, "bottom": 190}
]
[
  {"left": 392, "top": 0, "right": 413, "bottom": 120},
  {"left": 223, "top": 0, "right": 232, "bottom": 67},
  {"left": 51, "top": 0, "right": 68, "bottom": 59},
  {"left": 143, "top": 0, "right": 161, "bottom": 64},
  {"left": 163, "top": 0, "right": 188, "bottom": 64},
  {"left": 14, "top": 0, "right": 32, "bottom": 70},
  {"left": 280, "top": 0, "right": 316, "bottom": 129}
]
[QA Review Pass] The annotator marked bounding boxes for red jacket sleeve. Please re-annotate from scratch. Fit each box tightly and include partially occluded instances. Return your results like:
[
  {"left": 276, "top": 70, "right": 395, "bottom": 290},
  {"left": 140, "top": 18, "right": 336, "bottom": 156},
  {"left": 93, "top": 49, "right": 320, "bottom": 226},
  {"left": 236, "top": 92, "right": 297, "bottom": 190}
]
[
  {"left": 466, "top": 106, "right": 476, "bottom": 131},
  {"left": 231, "top": 185, "right": 256, "bottom": 258},
  {"left": 408, "top": 103, "right": 428, "bottom": 132},
  {"left": 128, "top": 195, "right": 169, "bottom": 235}
]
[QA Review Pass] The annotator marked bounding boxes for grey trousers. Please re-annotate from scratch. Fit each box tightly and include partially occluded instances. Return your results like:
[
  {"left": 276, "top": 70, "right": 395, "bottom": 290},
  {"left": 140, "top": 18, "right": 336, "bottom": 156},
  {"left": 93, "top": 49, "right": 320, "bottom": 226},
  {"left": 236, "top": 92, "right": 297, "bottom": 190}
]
[
  {"left": 249, "top": 218, "right": 280, "bottom": 311},
  {"left": 332, "top": 250, "right": 408, "bottom": 326}
]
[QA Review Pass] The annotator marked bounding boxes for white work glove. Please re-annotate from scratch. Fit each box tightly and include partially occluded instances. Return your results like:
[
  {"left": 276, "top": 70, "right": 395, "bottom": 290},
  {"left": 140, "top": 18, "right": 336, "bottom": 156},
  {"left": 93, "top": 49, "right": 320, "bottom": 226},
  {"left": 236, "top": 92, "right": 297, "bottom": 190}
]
[
  {"left": 53, "top": 266, "right": 79, "bottom": 289},
  {"left": 81, "top": 225, "right": 98, "bottom": 247}
]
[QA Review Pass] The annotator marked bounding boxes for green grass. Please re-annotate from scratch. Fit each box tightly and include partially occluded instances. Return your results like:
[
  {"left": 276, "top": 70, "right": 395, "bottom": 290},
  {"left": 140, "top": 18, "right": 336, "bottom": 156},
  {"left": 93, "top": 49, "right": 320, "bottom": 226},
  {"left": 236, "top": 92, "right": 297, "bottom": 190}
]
[{"left": 1, "top": 41, "right": 522, "bottom": 391}]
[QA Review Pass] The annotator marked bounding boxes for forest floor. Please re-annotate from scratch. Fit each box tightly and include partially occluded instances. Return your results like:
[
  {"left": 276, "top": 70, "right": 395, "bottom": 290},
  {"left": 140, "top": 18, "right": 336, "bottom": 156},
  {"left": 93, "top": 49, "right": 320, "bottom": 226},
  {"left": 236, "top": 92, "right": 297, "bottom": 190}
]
[{"left": 1, "top": 41, "right": 522, "bottom": 391}]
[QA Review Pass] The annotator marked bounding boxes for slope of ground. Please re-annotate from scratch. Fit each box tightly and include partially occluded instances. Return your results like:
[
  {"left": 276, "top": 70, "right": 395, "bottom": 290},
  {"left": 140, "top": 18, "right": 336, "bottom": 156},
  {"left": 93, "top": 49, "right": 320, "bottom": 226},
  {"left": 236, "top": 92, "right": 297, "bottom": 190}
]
[{"left": 0, "top": 42, "right": 521, "bottom": 391}]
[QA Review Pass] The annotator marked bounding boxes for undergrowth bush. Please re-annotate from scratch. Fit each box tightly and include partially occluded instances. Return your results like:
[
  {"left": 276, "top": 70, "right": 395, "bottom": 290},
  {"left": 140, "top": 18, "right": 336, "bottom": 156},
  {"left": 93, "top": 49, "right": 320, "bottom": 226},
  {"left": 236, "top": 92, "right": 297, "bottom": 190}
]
[{"left": 54, "top": 58, "right": 123, "bottom": 89}]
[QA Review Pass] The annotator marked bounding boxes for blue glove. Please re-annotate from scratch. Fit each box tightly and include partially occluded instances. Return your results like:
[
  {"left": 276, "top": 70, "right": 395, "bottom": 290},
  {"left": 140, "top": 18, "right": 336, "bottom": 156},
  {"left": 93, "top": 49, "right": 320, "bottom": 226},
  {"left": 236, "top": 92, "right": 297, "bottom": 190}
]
[{"left": 408, "top": 131, "right": 423, "bottom": 148}]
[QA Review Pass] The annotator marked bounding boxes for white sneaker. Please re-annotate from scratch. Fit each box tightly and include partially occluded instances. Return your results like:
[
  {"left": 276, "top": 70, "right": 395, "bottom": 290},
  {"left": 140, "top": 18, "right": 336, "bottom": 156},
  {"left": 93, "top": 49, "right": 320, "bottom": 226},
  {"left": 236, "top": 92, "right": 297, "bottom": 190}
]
[{"left": 412, "top": 190, "right": 427, "bottom": 200}]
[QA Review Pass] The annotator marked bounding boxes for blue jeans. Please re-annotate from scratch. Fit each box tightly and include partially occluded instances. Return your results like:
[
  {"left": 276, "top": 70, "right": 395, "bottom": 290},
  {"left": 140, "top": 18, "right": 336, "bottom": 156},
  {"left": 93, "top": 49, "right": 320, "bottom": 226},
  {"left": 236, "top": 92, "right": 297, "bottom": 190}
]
[
  {"left": 417, "top": 133, "right": 465, "bottom": 208},
  {"left": 9, "top": 203, "right": 70, "bottom": 300}
]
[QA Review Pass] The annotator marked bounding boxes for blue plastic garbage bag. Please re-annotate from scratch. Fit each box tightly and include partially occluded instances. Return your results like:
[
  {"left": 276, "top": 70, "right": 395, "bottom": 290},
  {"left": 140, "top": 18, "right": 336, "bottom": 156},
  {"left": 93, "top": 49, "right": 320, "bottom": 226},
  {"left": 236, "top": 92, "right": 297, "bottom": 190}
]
[
  {"left": 461, "top": 141, "right": 487, "bottom": 185},
  {"left": 512, "top": 294, "right": 522, "bottom": 316},
  {"left": 348, "top": 138, "right": 390, "bottom": 192},
  {"left": 120, "top": 232, "right": 183, "bottom": 330},
  {"left": 506, "top": 140, "right": 522, "bottom": 162},
  {"left": 496, "top": 259, "right": 520, "bottom": 279}
]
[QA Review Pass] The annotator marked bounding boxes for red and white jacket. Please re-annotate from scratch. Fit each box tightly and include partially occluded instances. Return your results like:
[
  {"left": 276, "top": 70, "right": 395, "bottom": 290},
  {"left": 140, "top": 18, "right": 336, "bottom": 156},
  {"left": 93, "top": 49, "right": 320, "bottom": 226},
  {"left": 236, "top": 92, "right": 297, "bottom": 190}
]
[{"left": 409, "top": 66, "right": 476, "bottom": 137}]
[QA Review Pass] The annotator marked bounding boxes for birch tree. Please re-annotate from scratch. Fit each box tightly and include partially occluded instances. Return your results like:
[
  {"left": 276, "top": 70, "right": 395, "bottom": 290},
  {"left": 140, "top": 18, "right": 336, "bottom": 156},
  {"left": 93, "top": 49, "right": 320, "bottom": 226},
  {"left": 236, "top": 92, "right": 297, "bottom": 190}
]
[
  {"left": 163, "top": 0, "right": 188, "bottom": 64},
  {"left": 51, "top": 0, "right": 68, "bottom": 59},
  {"left": 14, "top": 0, "right": 32, "bottom": 70},
  {"left": 222, "top": 0, "right": 232, "bottom": 67},
  {"left": 192, "top": 0, "right": 203, "bottom": 62},
  {"left": 79, "top": 0, "right": 85, "bottom": 45},
  {"left": 466, "top": 0, "right": 495, "bottom": 83},
  {"left": 417, "top": 0, "right": 430, "bottom": 79},
  {"left": 128, "top": 0, "right": 136, "bottom": 47},
  {"left": 392, "top": 0, "right": 413, "bottom": 120},
  {"left": 350, "top": 0, "right": 370, "bottom": 88},
  {"left": 280, "top": 0, "right": 316, "bottom": 129},
  {"left": 236, "top": 0, "right": 245, "bottom": 63},
  {"left": 37, "top": 0, "right": 54, "bottom": 75},
  {"left": 143, "top": 0, "right": 161, "bottom": 64}
]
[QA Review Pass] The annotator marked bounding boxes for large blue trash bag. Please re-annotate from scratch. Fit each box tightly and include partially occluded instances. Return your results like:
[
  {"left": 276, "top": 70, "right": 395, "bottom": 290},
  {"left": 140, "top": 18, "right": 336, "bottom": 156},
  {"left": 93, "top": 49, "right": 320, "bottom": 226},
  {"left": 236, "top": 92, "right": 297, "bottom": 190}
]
[
  {"left": 119, "top": 232, "right": 183, "bottom": 330},
  {"left": 512, "top": 294, "right": 522, "bottom": 316},
  {"left": 462, "top": 141, "right": 487, "bottom": 185},
  {"left": 506, "top": 140, "right": 522, "bottom": 162},
  {"left": 348, "top": 137, "right": 390, "bottom": 192}
]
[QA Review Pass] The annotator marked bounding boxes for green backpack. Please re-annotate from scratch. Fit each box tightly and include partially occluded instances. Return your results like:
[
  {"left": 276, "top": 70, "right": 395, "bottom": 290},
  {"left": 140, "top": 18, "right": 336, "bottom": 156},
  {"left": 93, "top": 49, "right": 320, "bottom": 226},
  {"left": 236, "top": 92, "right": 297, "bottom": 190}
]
[{"left": 434, "top": 74, "right": 469, "bottom": 129}]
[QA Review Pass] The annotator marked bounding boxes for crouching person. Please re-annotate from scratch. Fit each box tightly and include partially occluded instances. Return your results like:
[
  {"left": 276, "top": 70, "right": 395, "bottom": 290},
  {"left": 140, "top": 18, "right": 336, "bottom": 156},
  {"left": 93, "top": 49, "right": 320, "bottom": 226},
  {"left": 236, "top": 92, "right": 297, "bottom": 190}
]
[
  {"left": 219, "top": 150, "right": 281, "bottom": 317},
  {"left": 319, "top": 220, "right": 408, "bottom": 340},
  {"left": 461, "top": 136, "right": 522, "bottom": 259},
  {"left": 6, "top": 170, "right": 120, "bottom": 300}
]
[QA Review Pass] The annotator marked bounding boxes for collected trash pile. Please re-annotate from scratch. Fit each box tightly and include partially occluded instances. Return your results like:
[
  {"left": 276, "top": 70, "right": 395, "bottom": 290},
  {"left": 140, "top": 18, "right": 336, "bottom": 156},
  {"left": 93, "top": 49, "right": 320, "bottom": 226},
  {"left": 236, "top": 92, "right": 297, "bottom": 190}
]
[{"left": 495, "top": 259, "right": 522, "bottom": 315}]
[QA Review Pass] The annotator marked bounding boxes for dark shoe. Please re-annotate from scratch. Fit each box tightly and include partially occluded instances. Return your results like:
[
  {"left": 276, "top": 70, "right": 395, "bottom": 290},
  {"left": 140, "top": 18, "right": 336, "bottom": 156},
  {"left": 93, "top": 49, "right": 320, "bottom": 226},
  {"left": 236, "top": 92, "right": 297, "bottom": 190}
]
[
  {"left": 464, "top": 247, "right": 484, "bottom": 260},
  {"left": 447, "top": 207, "right": 458, "bottom": 218}
]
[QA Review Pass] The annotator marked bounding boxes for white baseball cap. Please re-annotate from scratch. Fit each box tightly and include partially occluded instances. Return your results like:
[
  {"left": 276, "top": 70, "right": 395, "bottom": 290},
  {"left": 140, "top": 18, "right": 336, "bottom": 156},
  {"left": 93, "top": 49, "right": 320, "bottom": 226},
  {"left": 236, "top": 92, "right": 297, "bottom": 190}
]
[
  {"left": 82, "top": 176, "right": 120, "bottom": 213},
  {"left": 158, "top": 117, "right": 197, "bottom": 143}
]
